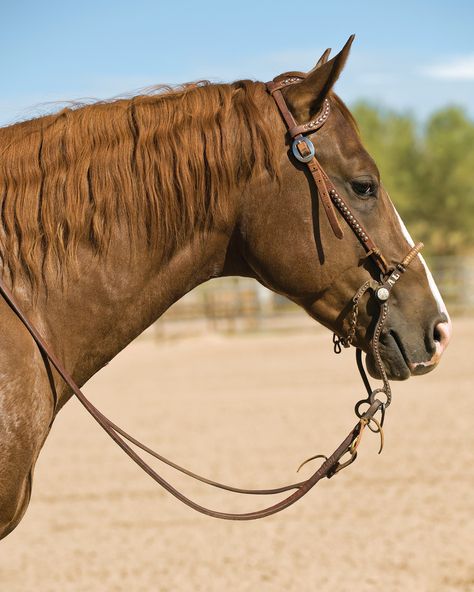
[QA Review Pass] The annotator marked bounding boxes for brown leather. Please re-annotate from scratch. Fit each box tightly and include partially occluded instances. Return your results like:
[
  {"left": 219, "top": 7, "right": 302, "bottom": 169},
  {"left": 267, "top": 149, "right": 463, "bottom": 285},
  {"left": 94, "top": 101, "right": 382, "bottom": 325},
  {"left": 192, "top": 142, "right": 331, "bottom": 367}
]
[
  {"left": 265, "top": 77, "right": 389, "bottom": 274},
  {"left": 269, "top": 87, "right": 344, "bottom": 239},
  {"left": 305, "top": 152, "right": 344, "bottom": 238},
  {"left": 318, "top": 167, "right": 390, "bottom": 274},
  {"left": 268, "top": 87, "right": 300, "bottom": 129},
  {"left": 0, "top": 275, "right": 384, "bottom": 520},
  {"left": 266, "top": 76, "right": 306, "bottom": 94},
  {"left": 288, "top": 98, "right": 331, "bottom": 137}
]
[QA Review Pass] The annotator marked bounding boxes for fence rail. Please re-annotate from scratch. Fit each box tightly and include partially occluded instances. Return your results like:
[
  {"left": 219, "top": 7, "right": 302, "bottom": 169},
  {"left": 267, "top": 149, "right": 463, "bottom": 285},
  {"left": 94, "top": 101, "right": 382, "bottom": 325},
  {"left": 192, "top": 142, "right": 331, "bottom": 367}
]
[{"left": 152, "top": 257, "right": 474, "bottom": 338}]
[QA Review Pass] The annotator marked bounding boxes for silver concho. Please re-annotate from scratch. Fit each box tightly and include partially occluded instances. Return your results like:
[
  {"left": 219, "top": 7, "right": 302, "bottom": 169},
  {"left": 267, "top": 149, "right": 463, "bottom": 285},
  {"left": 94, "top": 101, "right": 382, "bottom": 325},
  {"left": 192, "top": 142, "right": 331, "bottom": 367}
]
[{"left": 376, "top": 287, "right": 390, "bottom": 301}]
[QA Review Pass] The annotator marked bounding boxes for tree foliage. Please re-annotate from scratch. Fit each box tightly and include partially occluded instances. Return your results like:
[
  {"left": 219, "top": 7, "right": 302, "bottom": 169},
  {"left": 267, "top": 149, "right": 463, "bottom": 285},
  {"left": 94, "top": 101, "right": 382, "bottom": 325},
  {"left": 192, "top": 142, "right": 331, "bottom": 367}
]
[{"left": 351, "top": 102, "right": 474, "bottom": 256}]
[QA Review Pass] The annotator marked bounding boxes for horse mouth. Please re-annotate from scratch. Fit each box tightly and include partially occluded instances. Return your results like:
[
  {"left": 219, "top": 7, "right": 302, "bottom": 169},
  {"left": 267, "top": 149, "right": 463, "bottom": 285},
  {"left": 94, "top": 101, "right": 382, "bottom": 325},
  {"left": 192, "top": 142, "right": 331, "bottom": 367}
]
[
  {"left": 366, "top": 330, "right": 412, "bottom": 381},
  {"left": 366, "top": 324, "right": 445, "bottom": 381}
]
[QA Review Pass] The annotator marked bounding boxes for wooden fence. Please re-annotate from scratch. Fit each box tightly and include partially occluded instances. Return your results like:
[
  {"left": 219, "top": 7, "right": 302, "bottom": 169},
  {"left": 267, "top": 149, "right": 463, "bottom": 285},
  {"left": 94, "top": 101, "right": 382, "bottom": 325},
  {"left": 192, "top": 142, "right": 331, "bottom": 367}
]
[{"left": 152, "top": 257, "right": 474, "bottom": 338}]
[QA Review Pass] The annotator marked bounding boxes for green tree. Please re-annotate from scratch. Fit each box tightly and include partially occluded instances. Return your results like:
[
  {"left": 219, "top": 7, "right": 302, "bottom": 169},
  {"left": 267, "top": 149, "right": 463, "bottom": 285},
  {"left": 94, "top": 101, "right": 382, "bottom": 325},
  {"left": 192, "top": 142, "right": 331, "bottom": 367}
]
[
  {"left": 351, "top": 102, "right": 474, "bottom": 256},
  {"left": 417, "top": 107, "right": 474, "bottom": 254}
]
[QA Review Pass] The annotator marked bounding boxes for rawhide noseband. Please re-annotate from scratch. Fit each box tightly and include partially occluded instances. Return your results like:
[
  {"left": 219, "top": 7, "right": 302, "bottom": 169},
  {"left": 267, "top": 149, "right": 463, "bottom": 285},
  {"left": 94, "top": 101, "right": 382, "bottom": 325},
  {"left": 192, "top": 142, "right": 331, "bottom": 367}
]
[{"left": 0, "top": 73, "right": 423, "bottom": 521}]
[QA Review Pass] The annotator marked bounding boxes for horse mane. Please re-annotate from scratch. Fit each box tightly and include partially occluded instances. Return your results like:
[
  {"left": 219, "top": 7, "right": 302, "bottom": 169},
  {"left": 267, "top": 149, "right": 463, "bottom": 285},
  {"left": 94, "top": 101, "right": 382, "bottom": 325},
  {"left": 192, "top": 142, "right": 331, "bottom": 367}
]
[
  {"left": 0, "top": 80, "right": 281, "bottom": 286},
  {"left": 331, "top": 94, "right": 359, "bottom": 133}
]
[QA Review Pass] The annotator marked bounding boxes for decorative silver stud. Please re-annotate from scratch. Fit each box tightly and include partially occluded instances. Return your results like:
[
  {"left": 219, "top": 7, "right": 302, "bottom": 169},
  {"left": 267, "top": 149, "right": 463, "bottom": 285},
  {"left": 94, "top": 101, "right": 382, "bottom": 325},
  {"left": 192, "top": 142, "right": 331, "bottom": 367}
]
[{"left": 377, "top": 287, "right": 390, "bottom": 301}]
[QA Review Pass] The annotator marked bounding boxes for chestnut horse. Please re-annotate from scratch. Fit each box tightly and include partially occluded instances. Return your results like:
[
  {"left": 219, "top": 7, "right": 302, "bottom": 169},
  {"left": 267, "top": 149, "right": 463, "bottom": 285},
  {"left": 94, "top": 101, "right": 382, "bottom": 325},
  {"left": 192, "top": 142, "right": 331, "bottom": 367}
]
[{"left": 0, "top": 38, "right": 450, "bottom": 539}]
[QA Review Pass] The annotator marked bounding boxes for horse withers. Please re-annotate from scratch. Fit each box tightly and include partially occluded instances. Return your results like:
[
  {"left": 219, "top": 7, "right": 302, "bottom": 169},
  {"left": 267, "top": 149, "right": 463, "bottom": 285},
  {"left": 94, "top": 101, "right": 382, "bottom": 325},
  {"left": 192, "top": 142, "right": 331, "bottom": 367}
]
[{"left": 0, "top": 37, "right": 451, "bottom": 539}]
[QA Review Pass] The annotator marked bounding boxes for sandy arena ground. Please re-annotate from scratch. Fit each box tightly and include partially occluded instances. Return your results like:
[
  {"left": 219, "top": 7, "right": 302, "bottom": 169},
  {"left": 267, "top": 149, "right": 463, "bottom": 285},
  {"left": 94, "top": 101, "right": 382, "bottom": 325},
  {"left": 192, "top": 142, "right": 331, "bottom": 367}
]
[{"left": 0, "top": 317, "right": 473, "bottom": 592}]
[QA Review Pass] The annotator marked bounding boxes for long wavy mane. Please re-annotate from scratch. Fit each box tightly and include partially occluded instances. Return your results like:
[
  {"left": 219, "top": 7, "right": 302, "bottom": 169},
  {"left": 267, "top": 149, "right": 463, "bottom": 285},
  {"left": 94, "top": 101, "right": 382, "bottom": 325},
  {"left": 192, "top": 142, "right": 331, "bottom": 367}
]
[{"left": 0, "top": 80, "right": 281, "bottom": 285}]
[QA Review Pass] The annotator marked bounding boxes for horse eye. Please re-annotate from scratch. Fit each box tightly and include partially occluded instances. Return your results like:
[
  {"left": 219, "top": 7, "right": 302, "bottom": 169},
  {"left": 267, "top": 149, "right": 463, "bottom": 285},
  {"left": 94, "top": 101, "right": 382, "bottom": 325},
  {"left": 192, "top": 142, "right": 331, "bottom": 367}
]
[{"left": 351, "top": 180, "right": 378, "bottom": 198}]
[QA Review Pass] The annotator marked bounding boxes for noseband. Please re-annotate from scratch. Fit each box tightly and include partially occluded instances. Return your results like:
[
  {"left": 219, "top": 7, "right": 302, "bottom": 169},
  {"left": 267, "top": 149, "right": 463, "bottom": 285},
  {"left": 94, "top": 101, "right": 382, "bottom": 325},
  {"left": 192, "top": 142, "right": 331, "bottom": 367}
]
[{"left": 0, "top": 74, "right": 423, "bottom": 521}]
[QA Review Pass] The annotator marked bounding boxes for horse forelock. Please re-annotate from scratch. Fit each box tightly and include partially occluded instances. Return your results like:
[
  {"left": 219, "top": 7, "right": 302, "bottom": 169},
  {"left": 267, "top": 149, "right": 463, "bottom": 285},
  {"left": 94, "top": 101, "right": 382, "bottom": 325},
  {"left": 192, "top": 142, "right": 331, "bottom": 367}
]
[{"left": 0, "top": 80, "right": 281, "bottom": 287}]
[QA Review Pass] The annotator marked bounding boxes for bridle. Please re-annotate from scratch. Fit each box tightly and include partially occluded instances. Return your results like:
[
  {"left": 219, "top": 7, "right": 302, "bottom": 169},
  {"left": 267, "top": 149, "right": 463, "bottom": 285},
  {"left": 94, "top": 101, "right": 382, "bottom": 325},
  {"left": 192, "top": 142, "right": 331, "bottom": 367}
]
[
  {"left": 266, "top": 73, "right": 423, "bottom": 411},
  {"left": 0, "top": 73, "right": 423, "bottom": 521}
]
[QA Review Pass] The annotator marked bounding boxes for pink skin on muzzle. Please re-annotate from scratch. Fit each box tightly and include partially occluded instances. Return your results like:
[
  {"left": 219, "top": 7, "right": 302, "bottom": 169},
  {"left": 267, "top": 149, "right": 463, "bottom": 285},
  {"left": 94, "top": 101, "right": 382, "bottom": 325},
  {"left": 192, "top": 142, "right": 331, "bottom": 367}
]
[{"left": 409, "top": 317, "right": 452, "bottom": 372}]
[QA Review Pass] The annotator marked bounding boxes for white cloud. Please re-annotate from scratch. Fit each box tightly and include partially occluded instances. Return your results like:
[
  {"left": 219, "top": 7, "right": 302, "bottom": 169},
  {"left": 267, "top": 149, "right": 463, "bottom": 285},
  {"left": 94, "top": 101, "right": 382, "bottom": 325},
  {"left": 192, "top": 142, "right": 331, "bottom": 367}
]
[{"left": 423, "top": 55, "right": 474, "bottom": 81}]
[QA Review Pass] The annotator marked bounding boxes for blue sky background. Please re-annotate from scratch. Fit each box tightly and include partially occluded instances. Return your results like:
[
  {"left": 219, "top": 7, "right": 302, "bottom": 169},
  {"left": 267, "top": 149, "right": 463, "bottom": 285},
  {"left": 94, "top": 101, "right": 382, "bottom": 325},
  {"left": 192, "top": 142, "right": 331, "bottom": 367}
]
[{"left": 1, "top": 0, "right": 473, "bottom": 126}]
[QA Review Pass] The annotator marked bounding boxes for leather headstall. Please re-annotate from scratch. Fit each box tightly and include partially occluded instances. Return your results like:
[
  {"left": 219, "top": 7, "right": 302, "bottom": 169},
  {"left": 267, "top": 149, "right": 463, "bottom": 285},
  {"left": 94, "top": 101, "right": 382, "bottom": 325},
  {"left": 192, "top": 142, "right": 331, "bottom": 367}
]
[{"left": 266, "top": 74, "right": 390, "bottom": 275}]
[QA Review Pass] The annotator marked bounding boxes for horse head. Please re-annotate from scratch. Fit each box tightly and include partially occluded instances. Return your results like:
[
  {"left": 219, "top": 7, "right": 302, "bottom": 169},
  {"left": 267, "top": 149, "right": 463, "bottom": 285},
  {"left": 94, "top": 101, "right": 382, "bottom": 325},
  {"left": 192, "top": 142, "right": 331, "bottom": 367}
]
[{"left": 238, "top": 36, "right": 451, "bottom": 380}]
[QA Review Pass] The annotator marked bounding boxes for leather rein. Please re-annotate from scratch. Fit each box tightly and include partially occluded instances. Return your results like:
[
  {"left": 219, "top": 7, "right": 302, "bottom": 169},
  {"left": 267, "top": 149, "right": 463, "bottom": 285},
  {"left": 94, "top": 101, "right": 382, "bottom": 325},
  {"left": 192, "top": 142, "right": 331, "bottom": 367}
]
[{"left": 0, "top": 74, "right": 423, "bottom": 521}]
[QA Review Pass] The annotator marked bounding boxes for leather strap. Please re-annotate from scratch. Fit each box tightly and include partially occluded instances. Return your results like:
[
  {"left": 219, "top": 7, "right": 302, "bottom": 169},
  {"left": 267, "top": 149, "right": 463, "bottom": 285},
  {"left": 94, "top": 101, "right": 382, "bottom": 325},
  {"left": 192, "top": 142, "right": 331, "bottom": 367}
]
[
  {"left": 266, "top": 78, "right": 389, "bottom": 274},
  {"left": 319, "top": 168, "right": 390, "bottom": 274},
  {"left": 288, "top": 98, "right": 331, "bottom": 137},
  {"left": 304, "top": 149, "right": 344, "bottom": 239},
  {"left": 270, "top": 87, "right": 299, "bottom": 129},
  {"left": 0, "top": 275, "right": 384, "bottom": 521},
  {"left": 266, "top": 76, "right": 306, "bottom": 94},
  {"left": 269, "top": 88, "right": 344, "bottom": 239}
]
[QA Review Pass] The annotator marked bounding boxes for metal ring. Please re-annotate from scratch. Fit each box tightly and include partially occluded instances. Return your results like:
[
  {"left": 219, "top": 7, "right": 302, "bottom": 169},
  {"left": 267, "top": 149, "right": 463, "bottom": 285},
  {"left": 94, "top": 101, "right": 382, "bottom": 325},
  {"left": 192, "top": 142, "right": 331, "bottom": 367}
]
[
  {"left": 369, "top": 388, "right": 389, "bottom": 406},
  {"left": 292, "top": 137, "right": 315, "bottom": 163},
  {"left": 354, "top": 397, "right": 371, "bottom": 419}
]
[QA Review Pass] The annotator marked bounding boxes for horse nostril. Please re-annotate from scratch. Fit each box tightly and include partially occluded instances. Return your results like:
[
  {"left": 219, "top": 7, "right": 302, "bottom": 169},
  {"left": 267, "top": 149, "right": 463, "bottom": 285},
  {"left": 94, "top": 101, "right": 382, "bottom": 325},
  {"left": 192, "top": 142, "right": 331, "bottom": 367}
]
[{"left": 433, "top": 320, "right": 452, "bottom": 355}]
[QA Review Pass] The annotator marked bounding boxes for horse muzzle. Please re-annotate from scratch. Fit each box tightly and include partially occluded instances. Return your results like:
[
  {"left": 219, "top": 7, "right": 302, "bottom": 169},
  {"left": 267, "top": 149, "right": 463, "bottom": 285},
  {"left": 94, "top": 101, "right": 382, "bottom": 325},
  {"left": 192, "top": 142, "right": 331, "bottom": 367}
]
[{"left": 366, "top": 315, "right": 452, "bottom": 381}]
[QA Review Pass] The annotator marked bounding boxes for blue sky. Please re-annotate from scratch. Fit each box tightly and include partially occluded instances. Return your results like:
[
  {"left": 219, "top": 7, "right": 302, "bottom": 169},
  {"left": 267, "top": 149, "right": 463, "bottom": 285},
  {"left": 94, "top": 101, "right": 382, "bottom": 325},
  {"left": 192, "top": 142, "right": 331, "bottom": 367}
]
[{"left": 1, "top": 0, "right": 473, "bottom": 126}]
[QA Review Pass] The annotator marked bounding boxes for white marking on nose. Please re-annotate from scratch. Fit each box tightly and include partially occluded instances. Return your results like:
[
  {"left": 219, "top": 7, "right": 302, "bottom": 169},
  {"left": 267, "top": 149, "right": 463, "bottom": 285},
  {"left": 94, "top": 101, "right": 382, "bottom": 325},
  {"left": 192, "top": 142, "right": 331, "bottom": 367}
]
[
  {"left": 392, "top": 206, "right": 450, "bottom": 321},
  {"left": 409, "top": 324, "right": 451, "bottom": 371}
]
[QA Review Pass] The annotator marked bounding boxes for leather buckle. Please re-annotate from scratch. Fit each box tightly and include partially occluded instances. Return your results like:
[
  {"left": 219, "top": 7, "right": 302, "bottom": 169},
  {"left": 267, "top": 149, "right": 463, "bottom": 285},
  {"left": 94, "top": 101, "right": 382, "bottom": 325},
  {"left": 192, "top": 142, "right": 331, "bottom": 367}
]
[{"left": 292, "top": 137, "right": 315, "bottom": 163}]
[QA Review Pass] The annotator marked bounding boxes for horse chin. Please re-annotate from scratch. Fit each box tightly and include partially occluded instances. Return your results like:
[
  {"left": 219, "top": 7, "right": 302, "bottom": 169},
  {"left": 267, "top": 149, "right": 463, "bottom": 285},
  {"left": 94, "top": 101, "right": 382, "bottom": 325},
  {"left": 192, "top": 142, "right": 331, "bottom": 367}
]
[
  {"left": 365, "top": 343, "right": 412, "bottom": 382},
  {"left": 366, "top": 326, "right": 442, "bottom": 382}
]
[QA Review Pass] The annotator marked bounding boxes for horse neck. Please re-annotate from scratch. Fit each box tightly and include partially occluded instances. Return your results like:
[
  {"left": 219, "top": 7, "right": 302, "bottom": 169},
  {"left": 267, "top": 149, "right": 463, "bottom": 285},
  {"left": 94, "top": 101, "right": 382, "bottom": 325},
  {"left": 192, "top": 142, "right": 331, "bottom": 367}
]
[
  {"left": 34, "top": 222, "right": 237, "bottom": 402},
  {"left": 0, "top": 82, "right": 279, "bottom": 404}
]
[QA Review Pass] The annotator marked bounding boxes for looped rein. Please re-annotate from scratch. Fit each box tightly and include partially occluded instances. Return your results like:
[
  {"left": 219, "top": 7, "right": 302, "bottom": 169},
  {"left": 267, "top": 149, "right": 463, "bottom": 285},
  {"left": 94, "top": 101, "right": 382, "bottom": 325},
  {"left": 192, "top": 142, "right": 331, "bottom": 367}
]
[
  {"left": 0, "top": 274, "right": 388, "bottom": 520},
  {"left": 0, "top": 74, "right": 423, "bottom": 521}
]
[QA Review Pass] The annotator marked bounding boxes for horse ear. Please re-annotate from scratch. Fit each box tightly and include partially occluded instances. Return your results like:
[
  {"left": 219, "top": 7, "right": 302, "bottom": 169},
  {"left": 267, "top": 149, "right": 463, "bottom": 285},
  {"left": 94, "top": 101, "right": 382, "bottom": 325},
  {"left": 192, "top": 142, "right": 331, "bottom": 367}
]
[
  {"left": 284, "top": 35, "right": 355, "bottom": 121},
  {"left": 312, "top": 48, "right": 332, "bottom": 71}
]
